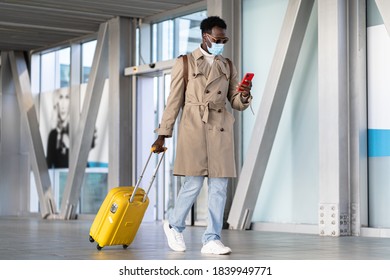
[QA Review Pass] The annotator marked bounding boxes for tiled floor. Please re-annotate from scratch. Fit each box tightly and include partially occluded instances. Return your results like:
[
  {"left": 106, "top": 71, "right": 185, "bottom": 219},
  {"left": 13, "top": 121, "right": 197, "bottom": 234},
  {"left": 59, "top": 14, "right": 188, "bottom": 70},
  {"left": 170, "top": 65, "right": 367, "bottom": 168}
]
[{"left": 1, "top": 216, "right": 390, "bottom": 260}]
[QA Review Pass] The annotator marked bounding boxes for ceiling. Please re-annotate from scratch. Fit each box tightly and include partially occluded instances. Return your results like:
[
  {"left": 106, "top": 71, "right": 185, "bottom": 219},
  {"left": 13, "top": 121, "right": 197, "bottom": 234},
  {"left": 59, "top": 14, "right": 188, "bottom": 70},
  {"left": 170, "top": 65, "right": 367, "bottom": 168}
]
[{"left": 0, "top": 0, "right": 204, "bottom": 52}]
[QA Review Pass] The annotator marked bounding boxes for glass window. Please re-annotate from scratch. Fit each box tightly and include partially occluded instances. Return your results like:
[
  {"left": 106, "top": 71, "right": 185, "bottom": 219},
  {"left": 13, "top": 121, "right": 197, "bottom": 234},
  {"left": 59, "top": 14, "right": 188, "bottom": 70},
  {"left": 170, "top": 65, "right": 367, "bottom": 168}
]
[
  {"left": 152, "top": 24, "right": 157, "bottom": 62},
  {"left": 243, "top": 0, "right": 319, "bottom": 225},
  {"left": 152, "top": 10, "right": 206, "bottom": 61},
  {"left": 81, "top": 40, "right": 97, "bottom": 83},
  {"left": 367, "top": 0, "right": 390, "bottom": 227},
  {"left": 58, "top": 48, "right": 70, "bottom": 88},
  {"left": 175, "top": 11, "right": 206, "bottom": 55},
  {"left": 164, "top": 20, "right": 174, "bottom": 60},
  {"left": 153, "top": 20, "right": 174, "bottom": 61},
  {"left": 40, "top": 48, "right": 70, "bottom": 92},
  {"left": 136, "top": 27, "right": 140, "bottom": 65},
  {"left": 31, "top": 38, "right": 105, "bottom": 216},
  {"left": 80, "top": 172, "right": 108, "bottom": 214},
  {"left": 40, "top": 52, "right": 56, "bottom": 92}
]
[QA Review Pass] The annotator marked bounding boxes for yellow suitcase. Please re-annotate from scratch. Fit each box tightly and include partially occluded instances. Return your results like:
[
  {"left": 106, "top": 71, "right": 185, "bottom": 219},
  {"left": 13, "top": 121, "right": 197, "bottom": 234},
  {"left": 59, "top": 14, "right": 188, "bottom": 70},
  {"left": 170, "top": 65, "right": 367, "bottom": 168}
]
[{"left": 89, "top": 149, "right": 166, "bottom": 250}]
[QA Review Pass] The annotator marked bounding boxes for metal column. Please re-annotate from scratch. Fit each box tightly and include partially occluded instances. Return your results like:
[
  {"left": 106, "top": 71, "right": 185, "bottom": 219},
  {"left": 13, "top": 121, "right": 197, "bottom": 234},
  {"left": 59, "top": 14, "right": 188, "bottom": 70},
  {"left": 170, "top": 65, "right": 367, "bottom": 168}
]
[
  {"left": 349, "top": 0, "right": 368, "bottom": 236},
  {"left": 228, "top": 0, "right": 314, "bottom": 230},
  {"left": 69, "top": 43, "right": 81, "bottom": 155},
  {"left": 317, "top": 0, "right": 350, "bottom": 236},
  {"left": 207, "top": 0, "right": 243, "bottom": 227},
  {"left": 59, "top": 23, "right": 109, "bottom": 219},
  {"left": 108, "top": 17, "right": 136, "bottom": 189},
  {"left": 8, "top": 51, "right": 56, "bottom": 218}
]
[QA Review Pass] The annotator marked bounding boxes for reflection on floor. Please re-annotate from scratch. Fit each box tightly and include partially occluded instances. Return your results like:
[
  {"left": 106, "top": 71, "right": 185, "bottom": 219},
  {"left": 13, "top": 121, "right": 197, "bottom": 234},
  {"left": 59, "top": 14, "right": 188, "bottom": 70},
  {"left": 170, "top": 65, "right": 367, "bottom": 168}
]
[{"left": 1, "top": 216, "right": 390, "bottom": 260}]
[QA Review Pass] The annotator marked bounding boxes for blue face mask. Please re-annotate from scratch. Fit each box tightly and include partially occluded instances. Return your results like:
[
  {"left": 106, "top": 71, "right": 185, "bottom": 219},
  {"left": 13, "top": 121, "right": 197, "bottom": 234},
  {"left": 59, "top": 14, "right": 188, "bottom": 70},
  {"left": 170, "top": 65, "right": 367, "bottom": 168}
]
[
  {"left": 207, "top": 38, "right": 224, "bottom": 56},
  {"left": 207, "top": 42, "right": 224, "bottom": 56}
]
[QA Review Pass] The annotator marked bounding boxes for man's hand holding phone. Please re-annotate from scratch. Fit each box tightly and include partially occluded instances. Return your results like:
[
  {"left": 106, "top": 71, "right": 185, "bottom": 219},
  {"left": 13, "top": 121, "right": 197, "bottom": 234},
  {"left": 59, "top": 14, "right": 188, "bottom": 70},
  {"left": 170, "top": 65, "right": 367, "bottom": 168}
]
[{"left": 238, "top": 72, "right": 254, "bottom": 102}]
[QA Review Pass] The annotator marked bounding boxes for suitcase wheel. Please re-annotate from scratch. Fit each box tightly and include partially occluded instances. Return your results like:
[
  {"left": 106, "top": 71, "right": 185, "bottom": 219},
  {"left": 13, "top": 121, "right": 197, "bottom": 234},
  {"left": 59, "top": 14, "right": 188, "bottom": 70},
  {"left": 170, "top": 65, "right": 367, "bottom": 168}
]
[
  {"left": 97, "top": 244, "right": 103, "bottom": 250},
  {"left": 89, "top": 236, "right": 95, "bottom": 243},
  {"left": 123, "top": 245, "right": 129, "bottom": 249}
]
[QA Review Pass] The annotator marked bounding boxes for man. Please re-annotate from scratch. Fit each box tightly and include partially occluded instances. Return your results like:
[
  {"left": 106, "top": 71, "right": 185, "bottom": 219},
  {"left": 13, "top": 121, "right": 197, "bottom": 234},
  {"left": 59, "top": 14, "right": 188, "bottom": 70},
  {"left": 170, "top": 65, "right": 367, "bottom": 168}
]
[{"left": 152, "top": 16, "right": 252, "bottom": 255}]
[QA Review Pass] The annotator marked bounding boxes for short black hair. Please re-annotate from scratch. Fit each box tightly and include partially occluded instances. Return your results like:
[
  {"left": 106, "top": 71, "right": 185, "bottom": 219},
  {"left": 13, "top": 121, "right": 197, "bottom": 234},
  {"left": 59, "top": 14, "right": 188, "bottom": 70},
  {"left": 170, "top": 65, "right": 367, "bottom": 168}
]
[{"left": 200, "top": 16, "right": 227, "bottom": 34}]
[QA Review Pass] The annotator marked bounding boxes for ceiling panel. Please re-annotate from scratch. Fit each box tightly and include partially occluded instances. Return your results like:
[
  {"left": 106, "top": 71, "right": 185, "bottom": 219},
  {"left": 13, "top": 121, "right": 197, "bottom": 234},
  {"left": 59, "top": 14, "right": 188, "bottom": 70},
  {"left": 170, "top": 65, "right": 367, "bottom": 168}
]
[{"left": 0, "top": 0, "right": 204, "bottom": 51}]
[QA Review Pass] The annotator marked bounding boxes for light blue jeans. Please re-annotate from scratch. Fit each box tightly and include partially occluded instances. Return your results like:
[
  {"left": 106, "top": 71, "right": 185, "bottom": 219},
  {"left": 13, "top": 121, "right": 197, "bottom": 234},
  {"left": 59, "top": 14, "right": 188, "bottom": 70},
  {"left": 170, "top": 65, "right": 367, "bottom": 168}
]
[{"left": 168, "top": 176, "right": 229, "bottom": 244}]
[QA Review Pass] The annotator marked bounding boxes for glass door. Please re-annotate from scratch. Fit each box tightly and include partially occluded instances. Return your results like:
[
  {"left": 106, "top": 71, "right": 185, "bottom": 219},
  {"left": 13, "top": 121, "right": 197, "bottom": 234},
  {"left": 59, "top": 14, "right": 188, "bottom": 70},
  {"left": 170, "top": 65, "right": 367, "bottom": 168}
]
[
  {"left": 133, "top": 66, "right": 208, "bottom": 226},
  {"left": 135, "top": 70, "right": 180, "bottom": 222}
]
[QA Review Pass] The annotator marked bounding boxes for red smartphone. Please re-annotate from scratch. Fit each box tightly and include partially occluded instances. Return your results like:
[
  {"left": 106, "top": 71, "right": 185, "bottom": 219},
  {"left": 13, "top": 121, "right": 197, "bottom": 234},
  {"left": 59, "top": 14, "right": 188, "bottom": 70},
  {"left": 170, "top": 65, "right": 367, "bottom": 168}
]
[{"left": 240, "top": 72, "right": 254, "bottom": 86}]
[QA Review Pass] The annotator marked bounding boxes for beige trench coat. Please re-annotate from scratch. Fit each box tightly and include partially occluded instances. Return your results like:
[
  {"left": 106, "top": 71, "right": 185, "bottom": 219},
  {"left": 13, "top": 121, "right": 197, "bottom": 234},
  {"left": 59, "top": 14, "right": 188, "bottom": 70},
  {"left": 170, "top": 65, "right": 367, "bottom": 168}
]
[{"left": 156, "top": 48, "right": 252, "bottom": 178}]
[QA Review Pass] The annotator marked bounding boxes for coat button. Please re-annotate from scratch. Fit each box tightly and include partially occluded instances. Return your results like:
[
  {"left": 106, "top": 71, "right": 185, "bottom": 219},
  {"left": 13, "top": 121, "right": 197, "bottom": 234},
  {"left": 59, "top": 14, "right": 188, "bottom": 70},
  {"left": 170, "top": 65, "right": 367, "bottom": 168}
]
[
  {"left": 220, "top": 128, "right": 224, "bottom": 132},
  {"left": 192, "top": 73, "right": 196, "bottom": 77},
  {"left": 205, "top": 90, "right": 210, "bottom": 94},
  {"left": 217, "top": 91, "right": 222, "bottom": 94},
  {"left": 217, "top": 109, "right": 222, "bottom": 113}
]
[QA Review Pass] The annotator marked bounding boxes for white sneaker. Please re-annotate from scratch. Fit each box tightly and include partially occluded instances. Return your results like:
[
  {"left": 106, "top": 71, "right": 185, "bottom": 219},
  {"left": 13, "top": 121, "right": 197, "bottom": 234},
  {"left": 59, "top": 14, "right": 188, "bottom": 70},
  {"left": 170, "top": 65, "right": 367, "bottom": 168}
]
[
  {"left": 163, "top": 222, "right": 186, "bottom": 252},
  {"left": 201, "top": 240, "right": 232, "bottom": 255}
]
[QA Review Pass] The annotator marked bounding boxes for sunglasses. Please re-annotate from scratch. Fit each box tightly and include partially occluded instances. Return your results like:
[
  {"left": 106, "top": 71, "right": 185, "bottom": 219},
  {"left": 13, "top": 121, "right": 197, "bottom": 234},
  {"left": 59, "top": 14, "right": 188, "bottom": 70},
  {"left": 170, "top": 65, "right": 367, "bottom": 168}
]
[{"left": 205, "top": 33, "right": 229, "bottom": 44}]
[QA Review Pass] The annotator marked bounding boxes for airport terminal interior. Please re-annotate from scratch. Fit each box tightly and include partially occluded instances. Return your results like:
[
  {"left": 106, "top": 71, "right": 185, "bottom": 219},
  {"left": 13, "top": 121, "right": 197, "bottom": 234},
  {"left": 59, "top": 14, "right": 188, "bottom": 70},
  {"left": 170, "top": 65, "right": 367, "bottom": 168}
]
[{"left": 1, "top": 0, "right": 390, "bottom": 260}]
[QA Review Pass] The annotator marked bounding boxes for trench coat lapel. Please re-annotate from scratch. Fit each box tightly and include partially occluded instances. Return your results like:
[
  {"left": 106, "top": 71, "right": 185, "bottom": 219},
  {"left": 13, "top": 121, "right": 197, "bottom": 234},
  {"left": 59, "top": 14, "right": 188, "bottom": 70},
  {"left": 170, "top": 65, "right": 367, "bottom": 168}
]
[
  {"left": 192, "top": 48, "right": 210, "bottom": 78},
  {"left": 206, "top": 56, "right": 229, "bottom": 87},
  {"left": 196, "top": 58, "right": 210, "bottom": 78}
]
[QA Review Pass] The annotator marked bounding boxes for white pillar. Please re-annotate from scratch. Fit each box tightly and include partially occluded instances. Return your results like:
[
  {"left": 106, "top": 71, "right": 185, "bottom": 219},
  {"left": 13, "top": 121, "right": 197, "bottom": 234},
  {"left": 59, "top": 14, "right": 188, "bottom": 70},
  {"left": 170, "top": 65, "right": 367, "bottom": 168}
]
[
  {"left": 318, "top": 0, "right": 350, "bottom": 236},
  {"left": 8, "top": 51, "right": 57, "bottom": 218}
]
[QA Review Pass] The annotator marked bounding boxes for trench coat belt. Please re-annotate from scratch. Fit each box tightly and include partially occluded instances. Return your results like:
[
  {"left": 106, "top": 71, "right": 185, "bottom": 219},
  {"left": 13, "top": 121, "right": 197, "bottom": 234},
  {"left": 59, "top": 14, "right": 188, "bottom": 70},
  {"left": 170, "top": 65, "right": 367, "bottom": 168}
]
[{"left": 186, "top": 101, "right": 225, "bottom": 123}]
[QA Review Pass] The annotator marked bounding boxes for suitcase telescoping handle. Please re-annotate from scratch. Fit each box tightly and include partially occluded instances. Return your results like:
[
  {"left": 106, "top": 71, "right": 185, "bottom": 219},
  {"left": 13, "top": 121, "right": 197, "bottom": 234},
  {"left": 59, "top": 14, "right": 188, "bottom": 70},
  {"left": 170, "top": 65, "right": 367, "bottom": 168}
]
[{"left": 129, "top": 147, "right": 167, "bottom": 203}]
